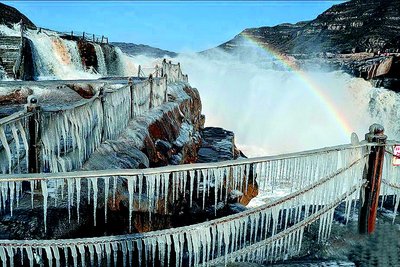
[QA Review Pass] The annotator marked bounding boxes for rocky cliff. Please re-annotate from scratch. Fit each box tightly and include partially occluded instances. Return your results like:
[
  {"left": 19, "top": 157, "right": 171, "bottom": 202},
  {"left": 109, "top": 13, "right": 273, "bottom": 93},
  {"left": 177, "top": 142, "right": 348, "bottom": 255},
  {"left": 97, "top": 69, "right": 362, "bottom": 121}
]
[
  {"left": 112, "top": 42, "right": 177, "bottom": 58},
  {"left": 218, "top": 0, "right": 400, "bottom": 55},
  {"left": 0, "top": 2, "right": 36, "bottom": 29}
]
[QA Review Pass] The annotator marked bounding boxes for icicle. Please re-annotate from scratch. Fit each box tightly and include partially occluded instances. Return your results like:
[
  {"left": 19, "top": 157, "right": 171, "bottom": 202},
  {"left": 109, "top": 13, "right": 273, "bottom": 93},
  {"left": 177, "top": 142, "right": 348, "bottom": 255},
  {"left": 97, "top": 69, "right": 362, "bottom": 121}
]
[
  {"left": 104, "top": 176, "right": 110, "bottom": 224},
  {"left": 136, "top": 240, "right": 142, "bottom": 267},
  {"left": 112, "top": 176, "right": 117, "bottom": 208},
  {"left": 201, "top": 169, "right": 207, "bottom": 209},
  {"left": 43, "top": 246, "right": 53, "bottom": 267},
  {"left": 67, "top": 178, "right": 74, "bottom": 223},
  {"left": 91, "top": 178, "right": 98, "bottom": 226},
  {"left": 25, "top": 246, "right": 34, "bottom": 267},
  {"left": 0, "top": 246, "right": 7, "bottom": 266},
  {"left": 189, "top": 170, "right": 195, "bottom": 207},
  {"left": 94, "top": 244, "right": 103, "bottom": 267},
  {"left": 166, "top": 235, "right": 172, "bottom": 267},
  {"left": 16, "top": 120, "right": 29, "bottom": 170},
  {"left": 9, "top": 182, "right": 15, "bottom": 216},
  {"left": 87, "top": 245, "right": 95, "bottom": 266},
  {"left": 75, "top": 178, "right": 81, "bottom": 223},
  {"left": 121, "top": 241, "right": 127, "bottom": 267},
  {"left": 138, "top": 174, "right": 143, "bottom": 209},
  {"left": 112, "top": 242, "right": 118, "bottom": 267},
  {"left": 0, "top": 126, "right": 12, "bottom": 173},
  {"left": 70, "top": 245, "right": 78, "bottom": 267},
  {"left": 77, "top": 245, "right": 86, "bottom": 267},
  {"left": 41, "top": 180, "right": 48, "bottom": 232},
  {"left": 172, "top": 234, "right": 181, "bottom": 267},
  {"left": 10, "top": 123, "right": 20, "bottom": 171},
  {"left": 87, "top": 178, "right": 91, "bottom": 205},
  {"left": 128, "top": 177, "right": 134, "bottom": 232},
  {"left": 163, "top": 173, "right": 169, "bottom": 214},
  {"left": 5, "top": 247, "right": 14, "bottom": 267},
  {"left": 105, "top": 242, "right": 112, "bottom": 266},
  {"left": 50, "top": 246, "right": 61, "bottom": 267}
]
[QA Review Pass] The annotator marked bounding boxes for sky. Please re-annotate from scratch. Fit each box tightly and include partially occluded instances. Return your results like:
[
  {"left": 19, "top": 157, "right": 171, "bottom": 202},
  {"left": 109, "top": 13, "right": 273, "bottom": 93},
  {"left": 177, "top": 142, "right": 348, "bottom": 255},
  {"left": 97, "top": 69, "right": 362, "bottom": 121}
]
[{"left": 3, "top": 1, "right": 342, "bottom": 52}]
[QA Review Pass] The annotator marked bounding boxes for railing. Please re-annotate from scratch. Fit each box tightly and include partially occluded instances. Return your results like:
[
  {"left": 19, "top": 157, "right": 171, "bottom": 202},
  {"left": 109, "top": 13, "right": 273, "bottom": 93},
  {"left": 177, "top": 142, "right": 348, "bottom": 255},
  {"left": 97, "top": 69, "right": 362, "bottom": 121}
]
[
  {"left": 0, "top": 142, "right": 371, "bottom": 266},
  {"left": 0, "top": 110, "right": 31, "bottom": 174},
  {"left": 1, "top": 59, "right": 398, "bottom": 266},
  {"left": 138, "top": 60, "right": 189, "bottom": 84},
  {"left": 380, "top": 142, "right": 400, "bottom": 223},
  {"left": 37, "top": 28, "right": 109, "bottom": 44},
  {"left": 0, "top": 60, "right": 188, "bottom": 174},
  {"left": 0, "top": 118, "right": 397, "bottom": 266}
]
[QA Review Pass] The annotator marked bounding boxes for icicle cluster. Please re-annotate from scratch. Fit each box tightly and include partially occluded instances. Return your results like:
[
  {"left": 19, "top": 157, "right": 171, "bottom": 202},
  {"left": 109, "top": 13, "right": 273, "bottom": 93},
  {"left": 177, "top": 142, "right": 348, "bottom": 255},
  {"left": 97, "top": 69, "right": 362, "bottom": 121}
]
[
  {"left": 254, "top": 146, "right": 364, "bottom": 194},
  {"left": 132, "top": 79, "right": 151, "bottom": 117},
  {"left": 0, "top": 117, "right": 29, "bottom": 174},
  {"left": 103, "top": 85, "right": 131, "bottom": 140},
  {"left": 152, "top": 77, "right": 168, "bottom": 107},
  {"left": 41, "top": 98, "right": 103, "bottom": 172},
  {"left": 0, "top": 146, "right": 366, "bottom": 266},
  {"left": 380, "top": 146, "right": 400, "bottom": 221}
]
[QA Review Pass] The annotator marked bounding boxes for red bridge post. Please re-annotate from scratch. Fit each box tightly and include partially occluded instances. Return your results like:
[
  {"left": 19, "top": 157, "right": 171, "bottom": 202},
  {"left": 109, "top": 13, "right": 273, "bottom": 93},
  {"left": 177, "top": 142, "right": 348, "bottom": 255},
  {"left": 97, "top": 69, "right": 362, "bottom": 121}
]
[{"left": 359, "top": 124, "right": 387, "bottom": 234}]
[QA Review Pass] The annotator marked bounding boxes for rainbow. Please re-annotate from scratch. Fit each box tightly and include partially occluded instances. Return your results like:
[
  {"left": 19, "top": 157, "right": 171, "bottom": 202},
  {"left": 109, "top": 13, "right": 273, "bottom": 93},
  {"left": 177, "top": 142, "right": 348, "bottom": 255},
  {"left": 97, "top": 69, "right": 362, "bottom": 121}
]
[{"left": 241, "top": 32, "right": 353, "bottom": 137}]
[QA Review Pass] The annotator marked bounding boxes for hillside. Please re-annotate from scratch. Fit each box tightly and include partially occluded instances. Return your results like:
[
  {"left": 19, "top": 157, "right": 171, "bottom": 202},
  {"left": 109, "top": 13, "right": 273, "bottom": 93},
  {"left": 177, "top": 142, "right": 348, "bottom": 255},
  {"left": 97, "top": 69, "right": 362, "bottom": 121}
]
[
  {"left": 0, "top": 2, "right": 35, "bottom": 28},
  {"left": 218, "top": 0, "right": 400, "bottom": 54},
  {"left": 112, "top": 42, "right": 177, "bottom": 58}
]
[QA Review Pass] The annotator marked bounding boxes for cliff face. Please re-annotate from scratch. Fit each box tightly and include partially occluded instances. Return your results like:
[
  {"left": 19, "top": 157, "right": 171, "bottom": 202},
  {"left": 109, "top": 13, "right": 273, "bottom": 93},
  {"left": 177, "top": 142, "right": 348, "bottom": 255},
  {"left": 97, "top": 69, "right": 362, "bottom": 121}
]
[
  {"left": 112, "top": 42, "right": 177, "bottom": 58},
  {"left": 218, "top": 0, "right": 400, "bottom": 54}
]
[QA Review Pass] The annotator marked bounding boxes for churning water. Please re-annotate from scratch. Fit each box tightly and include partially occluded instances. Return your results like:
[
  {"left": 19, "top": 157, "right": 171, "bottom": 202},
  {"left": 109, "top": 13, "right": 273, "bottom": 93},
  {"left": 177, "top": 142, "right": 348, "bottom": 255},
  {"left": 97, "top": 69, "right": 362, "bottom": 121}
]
[{"left": 169, "top": 52, "right": 400, "bottom": 157}]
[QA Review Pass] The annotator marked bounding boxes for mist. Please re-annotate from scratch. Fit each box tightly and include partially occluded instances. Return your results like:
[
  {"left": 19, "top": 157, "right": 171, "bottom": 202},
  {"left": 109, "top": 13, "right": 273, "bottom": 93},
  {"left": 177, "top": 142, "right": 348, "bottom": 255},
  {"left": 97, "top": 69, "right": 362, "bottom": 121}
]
[{"left": 131, "top": 47, "right": 400, "bottom": 157}]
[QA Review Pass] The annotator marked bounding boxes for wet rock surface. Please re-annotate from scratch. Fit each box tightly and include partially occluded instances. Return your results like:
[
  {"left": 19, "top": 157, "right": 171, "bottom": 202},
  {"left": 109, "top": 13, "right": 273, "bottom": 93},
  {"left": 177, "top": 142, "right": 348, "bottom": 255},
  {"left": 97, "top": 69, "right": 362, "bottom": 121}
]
[{"left": 197, "top": 127, "right": 243, "bottom": 163}]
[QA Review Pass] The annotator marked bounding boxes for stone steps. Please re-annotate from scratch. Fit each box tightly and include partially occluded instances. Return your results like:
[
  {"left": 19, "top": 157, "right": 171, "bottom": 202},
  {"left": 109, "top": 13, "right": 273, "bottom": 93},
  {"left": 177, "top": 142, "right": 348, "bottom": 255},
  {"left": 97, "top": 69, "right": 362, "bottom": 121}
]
[{"left": 0, "top": 36, "right": 21, "bottom": 77}]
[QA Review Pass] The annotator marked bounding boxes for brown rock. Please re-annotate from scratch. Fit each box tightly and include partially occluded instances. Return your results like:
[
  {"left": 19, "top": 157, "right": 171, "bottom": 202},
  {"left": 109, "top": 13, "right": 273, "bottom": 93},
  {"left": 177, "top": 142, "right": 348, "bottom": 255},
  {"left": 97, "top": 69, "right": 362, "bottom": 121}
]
[{"left": 0, "top": 87, "right": 32, "bottom": 105}]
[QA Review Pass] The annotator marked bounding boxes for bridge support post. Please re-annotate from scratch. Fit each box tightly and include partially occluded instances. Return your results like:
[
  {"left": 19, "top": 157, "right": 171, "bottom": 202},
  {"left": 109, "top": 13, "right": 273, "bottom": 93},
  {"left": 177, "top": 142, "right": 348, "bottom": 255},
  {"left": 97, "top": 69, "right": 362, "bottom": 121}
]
[
  {"left": 149, "top": 74, "right": 153, "bottom": 109},
  {"left": 128, "top": 77, "right": 133, "bottom": 117},
  {"left": 164, "top": 74, "right": 168, "bottom": 103},
  {"left": 99, "top": 87, "right": 107, "bottom": 142},
  {"left": 359, "top": 124, "right": 387, "bottom": 234},
  {"left": 26, "top": 96, "right": 41, "bottom": 174}
]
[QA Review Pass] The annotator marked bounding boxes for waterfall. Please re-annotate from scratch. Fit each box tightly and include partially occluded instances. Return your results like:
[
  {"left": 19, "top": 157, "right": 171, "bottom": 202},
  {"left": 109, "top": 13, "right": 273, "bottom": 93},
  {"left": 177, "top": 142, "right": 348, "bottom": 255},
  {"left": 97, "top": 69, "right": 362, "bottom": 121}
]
[
  {"left": 0, "top": 66, "right": 7, "bottom": 80},
  {"left": 115, "top": 47, "right": 137, "bottom": 77},
  {"left": 26, "top": 31, "right": 100, "bottom": 80},
  {"left": 165, "top": 52, "right": 400, "bottom": 157},
  {"left": 94, "top": 43, "right": 107, "bottom": 76}
]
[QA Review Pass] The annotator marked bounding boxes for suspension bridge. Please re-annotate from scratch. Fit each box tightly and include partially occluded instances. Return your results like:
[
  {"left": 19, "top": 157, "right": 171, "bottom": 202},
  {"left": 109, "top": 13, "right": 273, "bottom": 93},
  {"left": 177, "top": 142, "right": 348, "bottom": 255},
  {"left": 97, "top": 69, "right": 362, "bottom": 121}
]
[{"left": 0, "top": 60, "right": 399, "bottom": 266}]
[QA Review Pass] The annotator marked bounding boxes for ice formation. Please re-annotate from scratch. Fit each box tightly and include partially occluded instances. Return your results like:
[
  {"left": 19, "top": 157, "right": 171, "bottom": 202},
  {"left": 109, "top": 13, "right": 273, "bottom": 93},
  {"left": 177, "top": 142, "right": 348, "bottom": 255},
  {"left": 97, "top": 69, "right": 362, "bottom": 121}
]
[
  {"left": 0, "top": 58, "right": 377, "bottom": 266},
  {"left": 0, "top": 117, "right": 29, "bottom": 174},
  {"left": 380, "top": 145, "right": 400, "bottom": 222},
  {"left": 0, "top": 146, "right": 367, "bottom": 266}
]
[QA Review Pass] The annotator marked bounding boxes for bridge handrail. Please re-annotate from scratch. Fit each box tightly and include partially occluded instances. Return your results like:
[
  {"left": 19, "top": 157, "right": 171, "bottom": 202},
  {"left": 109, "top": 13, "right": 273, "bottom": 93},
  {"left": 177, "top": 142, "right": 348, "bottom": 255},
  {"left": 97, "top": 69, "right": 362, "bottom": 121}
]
[
  {"left": 0, "top": 109, "right": 32, "bottom": 126},
  {"left": 41, "top": 92, "right": 101, "bottom": 113},
  {"left": 206, "top": 182, "right": 362, "bottom": 265},
  {"left": 0, "top": 60, "right": 186, "bottom": 173},
  {"left": 0, "top": 153, "right": 366, "bottom": 245},
  {"left": 0, "top": 142, "right": 369, "bottom": 182}
]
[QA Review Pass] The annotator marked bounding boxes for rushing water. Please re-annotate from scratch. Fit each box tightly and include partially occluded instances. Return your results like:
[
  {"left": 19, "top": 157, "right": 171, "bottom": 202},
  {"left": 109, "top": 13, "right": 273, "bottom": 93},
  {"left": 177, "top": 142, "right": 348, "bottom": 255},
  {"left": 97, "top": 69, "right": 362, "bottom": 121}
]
[
  {"left": 0, "top": 25, "right": 139, "bottom": 80},
  {"left": 168, "top": 52, "right": 400, "bottom": 157},
  {"left": 27, "top": 31, "right": 101, "bottom": 80}
]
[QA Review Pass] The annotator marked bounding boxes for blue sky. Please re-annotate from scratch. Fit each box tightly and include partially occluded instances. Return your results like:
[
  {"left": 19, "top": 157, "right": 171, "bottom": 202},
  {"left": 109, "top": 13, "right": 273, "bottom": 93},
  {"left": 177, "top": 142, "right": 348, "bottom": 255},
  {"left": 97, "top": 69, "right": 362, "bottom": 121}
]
[{"left": 4, "top": 1, "right": 342, "bottom": 52}]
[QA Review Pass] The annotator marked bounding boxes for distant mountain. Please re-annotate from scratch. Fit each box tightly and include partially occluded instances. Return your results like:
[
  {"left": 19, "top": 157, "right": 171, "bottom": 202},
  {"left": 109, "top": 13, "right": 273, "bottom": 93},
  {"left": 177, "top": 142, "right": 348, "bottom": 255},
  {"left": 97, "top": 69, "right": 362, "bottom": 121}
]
[
  {"left": 112, "top": 42, "right": 177, "bottom": 58},
  {"left": 0, "top": 2, "right": 36, "bottom": 29},
  {"left": 216, "top": 0, "right": 400, "bottom": 55}
]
